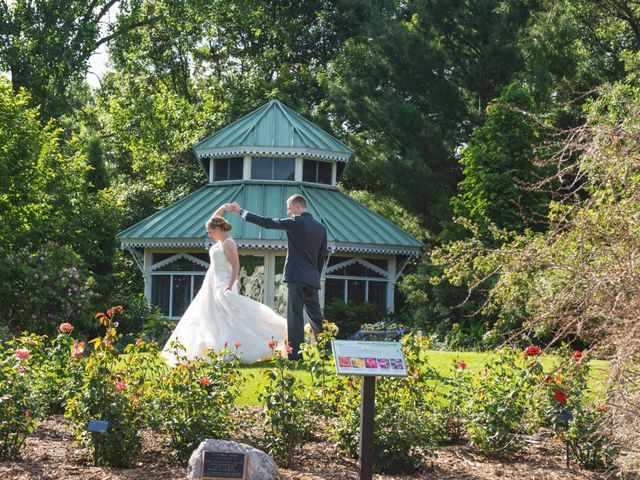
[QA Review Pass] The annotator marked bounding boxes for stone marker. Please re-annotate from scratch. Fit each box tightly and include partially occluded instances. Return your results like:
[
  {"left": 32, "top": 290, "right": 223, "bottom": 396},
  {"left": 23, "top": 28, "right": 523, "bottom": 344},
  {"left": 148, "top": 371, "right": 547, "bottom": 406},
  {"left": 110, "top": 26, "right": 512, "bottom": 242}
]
[{"left": 186, "top": 439, "right": 278, "bottom": 480}]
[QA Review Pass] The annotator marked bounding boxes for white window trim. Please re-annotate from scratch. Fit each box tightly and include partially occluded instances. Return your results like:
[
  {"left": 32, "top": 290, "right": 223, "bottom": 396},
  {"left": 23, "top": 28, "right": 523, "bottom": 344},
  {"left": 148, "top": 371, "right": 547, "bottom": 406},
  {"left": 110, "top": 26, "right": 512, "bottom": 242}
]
[
  {"left": 151, "top": 253, "right": 210, "bottom": 271},
  {"left": 326, "top": 257, "right": 388, "bottom": 278}
]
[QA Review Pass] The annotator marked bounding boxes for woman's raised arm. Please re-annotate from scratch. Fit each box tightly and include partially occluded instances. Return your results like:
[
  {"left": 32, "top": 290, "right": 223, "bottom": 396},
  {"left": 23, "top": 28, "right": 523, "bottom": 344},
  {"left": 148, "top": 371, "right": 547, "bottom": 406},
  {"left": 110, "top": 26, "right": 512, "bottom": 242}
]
[{"left": 211, "top": 204, "right": 226, "bottom": 218}]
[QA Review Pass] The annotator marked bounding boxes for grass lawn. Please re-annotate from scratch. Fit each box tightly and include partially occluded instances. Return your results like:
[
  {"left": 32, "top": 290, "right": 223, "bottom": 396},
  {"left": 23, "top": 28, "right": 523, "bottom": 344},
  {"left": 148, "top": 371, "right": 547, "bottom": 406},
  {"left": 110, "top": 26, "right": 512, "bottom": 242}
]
[{"left": 234, "top": 349, "right": 610, "bottom": 406}]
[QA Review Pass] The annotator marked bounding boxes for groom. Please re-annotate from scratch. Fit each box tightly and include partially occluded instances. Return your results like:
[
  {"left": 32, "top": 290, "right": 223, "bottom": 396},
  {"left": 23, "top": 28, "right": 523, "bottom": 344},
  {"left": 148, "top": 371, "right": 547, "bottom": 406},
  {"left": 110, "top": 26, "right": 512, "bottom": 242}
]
[{"left": 226, "top": 195, "right": 327, "bottom": 360}]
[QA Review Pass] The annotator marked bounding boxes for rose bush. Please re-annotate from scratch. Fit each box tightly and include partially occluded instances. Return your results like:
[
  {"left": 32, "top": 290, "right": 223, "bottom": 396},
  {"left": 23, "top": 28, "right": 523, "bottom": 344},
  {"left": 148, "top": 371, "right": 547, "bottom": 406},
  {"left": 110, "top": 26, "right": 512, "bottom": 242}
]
[
  {"left": 65, "top": 306, "right": 143, "bottom": 467},
  {"left": 0, "top": 344, "right": 42, "bottom": 460}
]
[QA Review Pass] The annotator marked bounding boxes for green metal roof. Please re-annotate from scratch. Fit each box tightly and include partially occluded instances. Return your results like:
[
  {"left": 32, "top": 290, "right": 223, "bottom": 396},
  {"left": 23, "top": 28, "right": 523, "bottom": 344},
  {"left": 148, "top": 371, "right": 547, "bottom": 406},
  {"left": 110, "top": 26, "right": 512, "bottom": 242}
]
[
  {"left": 117, "top": 183, "right": 422, "bottom": 256},
  {"left": 192, "top": 100, "right": 354, "bottom": 164}
]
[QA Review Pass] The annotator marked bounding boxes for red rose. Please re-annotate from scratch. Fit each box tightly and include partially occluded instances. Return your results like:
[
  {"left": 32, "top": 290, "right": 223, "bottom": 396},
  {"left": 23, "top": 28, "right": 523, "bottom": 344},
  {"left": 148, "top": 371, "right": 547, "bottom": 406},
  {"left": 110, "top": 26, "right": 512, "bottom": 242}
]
[
  {"left": 267, "top": 341, "right": 275, "bottom": 349},
  {"left": 524, "top": 345, "right": 542, "bottom": 357},
  {"left": 115, "top": 380, "right": 126, "bottom": 391},
  {"left": 554, "top": 389, "right": 568, "bottom": 404},
  {"left": 199, "top": 376, "right": 212, "bottom": 386},
  {"left": 572, "top": 350, "right": 584, "bottom": 361},
  {"left": 234, "top": 341, "right": 242, "bottom": 348},
  {"left": 544, "top": 376, "right": 553, "bottom": 383},
  {"left": 457, "top": 360, "right": 467, "bottom": 370}
]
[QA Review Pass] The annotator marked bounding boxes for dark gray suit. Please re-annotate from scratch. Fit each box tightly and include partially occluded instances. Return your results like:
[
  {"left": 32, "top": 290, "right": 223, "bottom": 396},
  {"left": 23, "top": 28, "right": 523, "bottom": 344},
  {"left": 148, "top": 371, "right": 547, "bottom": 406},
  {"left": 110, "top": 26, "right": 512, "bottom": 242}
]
[{"left": 244, "top": 211, "right": 327, "bottom": 359}]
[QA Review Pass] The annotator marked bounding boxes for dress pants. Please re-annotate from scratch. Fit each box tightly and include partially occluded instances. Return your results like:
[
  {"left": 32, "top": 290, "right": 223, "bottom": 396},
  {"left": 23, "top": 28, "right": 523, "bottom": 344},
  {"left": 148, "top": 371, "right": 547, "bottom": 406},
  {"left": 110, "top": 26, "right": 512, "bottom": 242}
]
[{"left": 286, "top": 281, "right": 324, "bottom": 360}]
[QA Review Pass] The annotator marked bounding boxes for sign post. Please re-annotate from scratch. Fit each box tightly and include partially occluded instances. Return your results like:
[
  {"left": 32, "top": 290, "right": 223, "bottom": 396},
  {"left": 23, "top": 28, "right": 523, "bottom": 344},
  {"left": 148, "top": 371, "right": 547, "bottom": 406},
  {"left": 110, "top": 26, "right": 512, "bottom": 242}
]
[
  {"left": 556, "top": 410, "right": 573, "bottom": 468},
  {"left": 332, "top": 340, "right": 408, "bottom": 480},
  {"left": 87, "top": 419, "right": 109, "bottom": 466}
]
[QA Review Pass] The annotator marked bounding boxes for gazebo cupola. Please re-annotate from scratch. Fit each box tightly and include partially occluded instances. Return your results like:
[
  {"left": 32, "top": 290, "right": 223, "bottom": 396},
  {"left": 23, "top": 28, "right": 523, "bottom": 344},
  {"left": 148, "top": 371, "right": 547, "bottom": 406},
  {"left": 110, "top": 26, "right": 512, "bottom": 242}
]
[
  {"left": 117, "top": 100, "right": 422, "bottom": 320},
  {"left": 193, "top": 99, "right": 353, "bottom": 187}
]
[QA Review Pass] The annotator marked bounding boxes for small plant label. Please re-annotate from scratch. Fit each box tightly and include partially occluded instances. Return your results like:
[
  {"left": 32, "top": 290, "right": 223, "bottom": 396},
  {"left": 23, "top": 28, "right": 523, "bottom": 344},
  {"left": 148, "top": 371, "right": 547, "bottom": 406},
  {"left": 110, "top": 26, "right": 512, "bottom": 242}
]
[
  {"left": 87, "top": 420, "right": 109, "bottom": 433},
  {"left": 200, "top": 450, "right": 247, "bottom": 480},
  {"left": 332, "top": 340, "right": 408, "bottom": 376},
  {"left": 556, "top": 410, "right": 573, "bottom": 423}
]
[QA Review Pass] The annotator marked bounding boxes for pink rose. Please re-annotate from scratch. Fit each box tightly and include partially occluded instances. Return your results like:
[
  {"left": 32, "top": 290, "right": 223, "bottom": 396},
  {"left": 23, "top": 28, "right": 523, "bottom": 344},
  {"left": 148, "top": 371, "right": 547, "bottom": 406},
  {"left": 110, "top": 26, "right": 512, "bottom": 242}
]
[
  {"left": 115, "top": 380, "right": 126, "bottom": 391},
  {"left": 234, "top": 341, "right": 242, "bottom": 348},
  {"left": 15, "top": 348, "right": 30, "bottom": 361},
  {"left": 59, "top": 322, "right": 74, "bottom": 334},
  {"left": 457, "top": 360, "right": 467, "bottom": 370}
]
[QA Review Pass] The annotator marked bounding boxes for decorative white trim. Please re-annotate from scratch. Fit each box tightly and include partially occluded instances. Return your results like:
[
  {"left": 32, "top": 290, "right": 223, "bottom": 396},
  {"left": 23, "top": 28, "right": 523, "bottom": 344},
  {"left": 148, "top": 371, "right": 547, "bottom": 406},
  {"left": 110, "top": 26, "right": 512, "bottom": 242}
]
[
  {"left": 121, "top": 239, "right": 420, "bottom": 256},
  {"left": 126, "top": 248, "right": 144, "bottom": 273},
  {"left": 326, "top": 258, "right": 388, "bottom": 278},
  {"left": 395, "top": 256, "right": 412, "bottom": 282},
  {"left": 196, "top": 145, "right": 351, "bottom": 163},
  {"left": 151, "top": 253, "right": 210, "bottom": 271}
]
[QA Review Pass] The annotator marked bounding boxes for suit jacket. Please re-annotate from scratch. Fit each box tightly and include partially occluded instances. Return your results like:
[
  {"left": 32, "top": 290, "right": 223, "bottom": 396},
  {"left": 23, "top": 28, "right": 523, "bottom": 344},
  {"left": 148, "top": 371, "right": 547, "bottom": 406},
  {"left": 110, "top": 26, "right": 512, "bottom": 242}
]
[{"left": 244, "top": 211, "right": 327, "bottom": 289}]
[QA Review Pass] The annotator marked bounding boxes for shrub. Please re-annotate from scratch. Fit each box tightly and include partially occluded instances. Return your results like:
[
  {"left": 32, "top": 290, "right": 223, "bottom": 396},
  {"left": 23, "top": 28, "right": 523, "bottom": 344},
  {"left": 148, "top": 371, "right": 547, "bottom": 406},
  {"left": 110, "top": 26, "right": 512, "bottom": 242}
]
[
  {"left": 141, "top": 307, "right": 176, "bottom": 346},
  {"left": 259, "top": 340, "right": 312, "bottom": 467},
  {"left": 65, "top": 306, "right": 142, "bottom": 467},
  {"left": 0, "top": 242, "right": 96, "bottom": 336},
  {"left": 539, "top": 348, "right": 618, "bottom": 469},
  {"left": 0, "top": 343, "right": 43, "bottom": 460},
  {"left": 149, "top": 342, "right": 243, "bottom": 464},
  {"left": 331, "top": 334, "right": 442, "bottom": 473},
  {"left": 324, "top": 298, "right": 385, "bottom": 339},
  {"left": 300, "top": 321, "right": 345, "bottom": 418},
  {"left": 463, "top": 347, "right": 544, "bottom": 456}
]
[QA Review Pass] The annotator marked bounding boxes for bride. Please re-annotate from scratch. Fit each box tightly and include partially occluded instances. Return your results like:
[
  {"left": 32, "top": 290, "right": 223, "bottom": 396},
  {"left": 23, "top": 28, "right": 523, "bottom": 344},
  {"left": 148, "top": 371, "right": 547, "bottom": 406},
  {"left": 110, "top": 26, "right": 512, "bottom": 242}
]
[{"left": 162, "top": 205, "right": 287, "bottom": 365}]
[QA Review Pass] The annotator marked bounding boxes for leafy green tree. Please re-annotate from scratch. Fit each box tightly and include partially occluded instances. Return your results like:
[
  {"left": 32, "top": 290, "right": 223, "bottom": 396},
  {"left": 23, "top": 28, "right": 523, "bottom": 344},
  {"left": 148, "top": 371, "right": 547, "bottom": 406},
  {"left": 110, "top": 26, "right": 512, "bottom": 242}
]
[
  {"left": 0, "top": 0, "right": 190, "bottom": 120},
  {"left": 447, "top": 82, "right": 549, "bottom": 241},
  {"left": 0, "top": 78, "right": 120, "bottom": 334}
]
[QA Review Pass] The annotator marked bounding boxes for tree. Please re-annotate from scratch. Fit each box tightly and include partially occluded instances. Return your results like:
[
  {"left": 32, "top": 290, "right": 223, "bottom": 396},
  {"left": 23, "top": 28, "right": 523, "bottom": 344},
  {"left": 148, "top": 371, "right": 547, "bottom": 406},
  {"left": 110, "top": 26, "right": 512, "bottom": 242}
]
[
  {"left": 447, "top": 82, "right": 549, "bottom": 242},
  {"left": 0, "top": 0, "right": 183, "bottom": 119},
  {"left": 433, "top": 80, "right": 640, "bottom": 469}
]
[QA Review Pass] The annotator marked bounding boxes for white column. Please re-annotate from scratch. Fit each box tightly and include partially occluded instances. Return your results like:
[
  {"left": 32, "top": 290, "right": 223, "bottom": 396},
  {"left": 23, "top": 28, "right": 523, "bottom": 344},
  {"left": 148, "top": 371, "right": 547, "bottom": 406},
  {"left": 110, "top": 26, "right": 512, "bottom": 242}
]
[
  {"left": 243, "top": 154, "right": 251, "bottom": 180},
  {"left": 387, "top": 255, "right": 396, "bottom": 313},
  {"left": 143, "top": 249, "right": 153, "bottom": 305},
  {"left": 264, "top": 252, "right": 275, "bottom": 308},
  {"left": 295, "top": 157, "right": 303, "bottom": 182}
]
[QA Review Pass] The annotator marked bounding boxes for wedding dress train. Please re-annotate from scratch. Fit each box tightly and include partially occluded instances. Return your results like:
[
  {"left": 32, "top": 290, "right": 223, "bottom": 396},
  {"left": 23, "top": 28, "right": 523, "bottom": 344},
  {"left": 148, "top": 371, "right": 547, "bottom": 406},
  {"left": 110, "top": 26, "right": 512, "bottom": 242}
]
[{"left": 162, "top": 241, "right": 287, "bottom": 365}]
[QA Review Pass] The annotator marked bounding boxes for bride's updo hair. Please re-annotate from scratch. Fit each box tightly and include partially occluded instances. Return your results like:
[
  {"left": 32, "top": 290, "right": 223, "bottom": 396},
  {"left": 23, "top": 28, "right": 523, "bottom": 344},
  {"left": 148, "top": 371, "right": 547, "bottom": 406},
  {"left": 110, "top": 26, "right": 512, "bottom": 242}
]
[{"left": 206, "top": 216, "right": 232, "bottom": 232}]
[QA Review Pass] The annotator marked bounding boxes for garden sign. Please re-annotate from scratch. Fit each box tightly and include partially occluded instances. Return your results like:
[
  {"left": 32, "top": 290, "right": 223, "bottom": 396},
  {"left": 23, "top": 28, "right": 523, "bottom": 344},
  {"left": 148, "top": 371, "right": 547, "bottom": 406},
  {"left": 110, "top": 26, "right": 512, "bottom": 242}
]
[{"left": 331, "top": 340, "right": 408, "bottom": 480}]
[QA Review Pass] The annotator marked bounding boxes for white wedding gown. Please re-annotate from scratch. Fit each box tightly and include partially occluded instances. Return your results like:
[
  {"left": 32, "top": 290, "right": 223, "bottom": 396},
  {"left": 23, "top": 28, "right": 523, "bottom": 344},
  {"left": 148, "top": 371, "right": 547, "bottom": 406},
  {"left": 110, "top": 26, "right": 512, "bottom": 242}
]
[{"left": 162, "top": 241, "right": 287, "bottom": 365}]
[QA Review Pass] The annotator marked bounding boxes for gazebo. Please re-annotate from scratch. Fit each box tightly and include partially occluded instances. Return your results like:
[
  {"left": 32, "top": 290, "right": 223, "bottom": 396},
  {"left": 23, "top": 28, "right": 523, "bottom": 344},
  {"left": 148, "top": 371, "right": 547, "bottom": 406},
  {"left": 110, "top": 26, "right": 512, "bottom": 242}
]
[{"left": 117, "top": 100, "right": 422, "bottom": 319}]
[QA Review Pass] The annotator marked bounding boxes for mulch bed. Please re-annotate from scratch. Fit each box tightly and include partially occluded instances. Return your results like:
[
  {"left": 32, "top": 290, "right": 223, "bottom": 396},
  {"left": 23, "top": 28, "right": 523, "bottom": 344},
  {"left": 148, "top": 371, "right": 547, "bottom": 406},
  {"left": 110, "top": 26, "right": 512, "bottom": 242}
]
[{"left": 0, "top": 411, "right": 614, "bottom": 479}]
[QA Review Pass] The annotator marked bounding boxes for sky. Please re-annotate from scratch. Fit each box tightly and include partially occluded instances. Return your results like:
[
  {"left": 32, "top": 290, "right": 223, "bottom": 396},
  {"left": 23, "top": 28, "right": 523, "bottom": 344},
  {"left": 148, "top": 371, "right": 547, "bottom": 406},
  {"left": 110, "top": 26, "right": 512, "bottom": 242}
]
[{"left": 87, "top": 44, "right": 109, "bottom": 88}]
